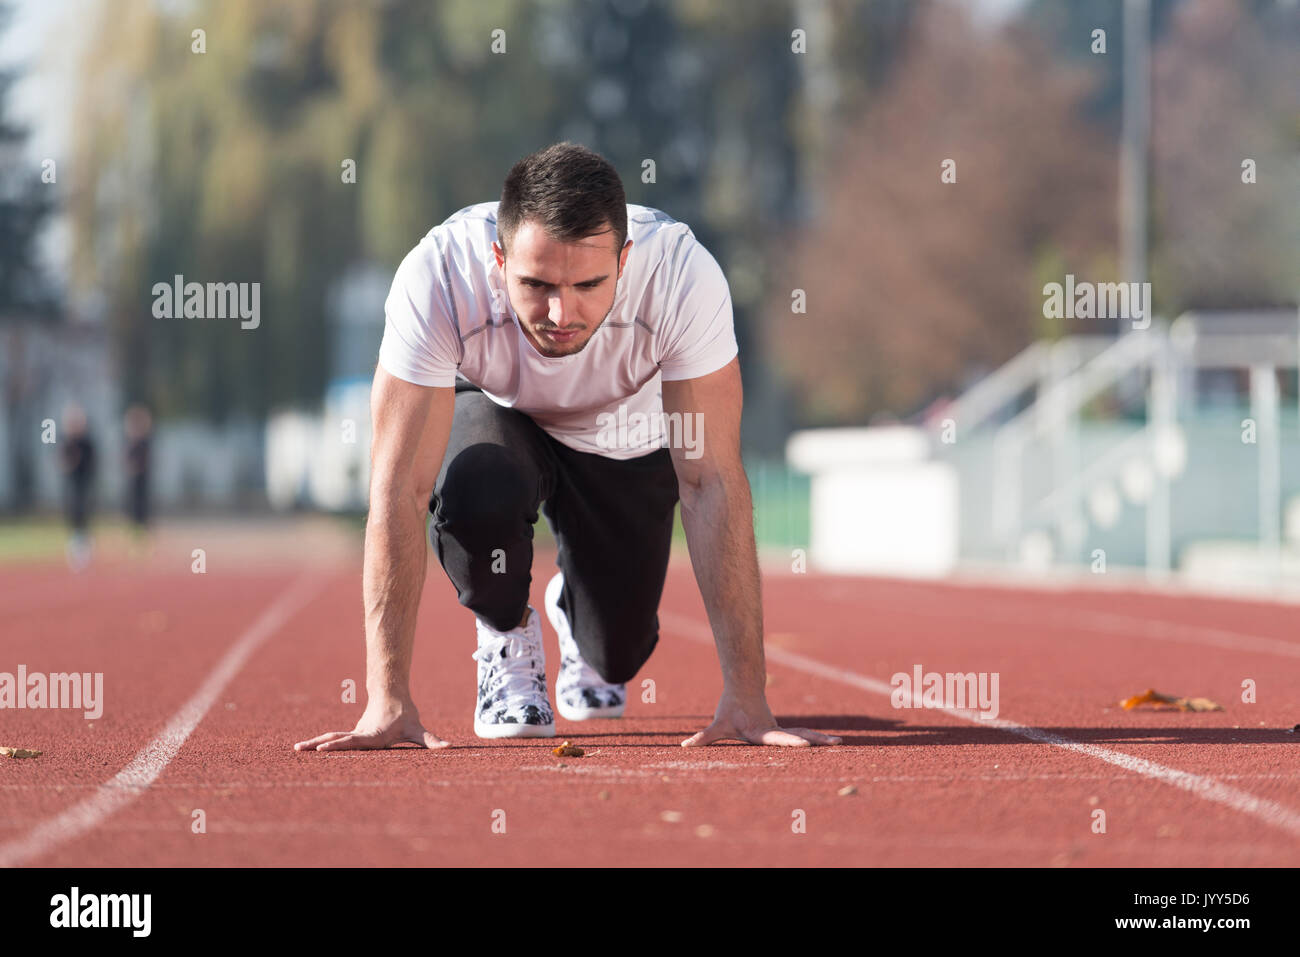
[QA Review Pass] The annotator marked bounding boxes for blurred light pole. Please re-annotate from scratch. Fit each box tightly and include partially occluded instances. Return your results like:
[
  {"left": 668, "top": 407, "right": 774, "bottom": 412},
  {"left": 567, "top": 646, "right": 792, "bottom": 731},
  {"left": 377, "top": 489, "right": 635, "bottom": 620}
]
[
  {"left": 1120, "top": 0, "right": 1150, "bottom": 303},
  {"left": 1118, "top": 0, "right": 1151, "bottom": 428}
]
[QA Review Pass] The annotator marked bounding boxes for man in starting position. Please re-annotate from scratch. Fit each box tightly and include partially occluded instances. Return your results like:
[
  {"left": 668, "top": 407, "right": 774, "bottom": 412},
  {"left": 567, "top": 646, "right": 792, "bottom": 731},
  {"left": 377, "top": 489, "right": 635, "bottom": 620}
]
[{"left": 295, "top": 142, "right": 840, "bottom": 751}]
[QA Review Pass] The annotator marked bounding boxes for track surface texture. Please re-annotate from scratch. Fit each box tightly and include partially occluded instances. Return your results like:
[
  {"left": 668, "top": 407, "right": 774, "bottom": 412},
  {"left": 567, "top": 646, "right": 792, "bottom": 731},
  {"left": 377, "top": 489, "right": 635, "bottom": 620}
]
[{"left": 2, "top": 518, "right": 1297, "bottom": 867}]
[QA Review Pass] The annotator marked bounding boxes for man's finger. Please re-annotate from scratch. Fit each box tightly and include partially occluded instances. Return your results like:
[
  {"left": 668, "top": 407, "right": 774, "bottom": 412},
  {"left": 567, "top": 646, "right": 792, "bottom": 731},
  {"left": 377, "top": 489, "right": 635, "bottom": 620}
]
[
  {"left": 681, "top": 723, "right": 731, "bottom": 747},
  {"left": 294, "top": 731, "right": 351, "bottom": 751},
  {"left": 782, "top": 727, "right": 843, "bottom": 746},
  {"left": 316, "top": 733, "right": 385, "bottom": 751},
  {"left": 754, "top": 728, "right": 813, "bottom": 747}
]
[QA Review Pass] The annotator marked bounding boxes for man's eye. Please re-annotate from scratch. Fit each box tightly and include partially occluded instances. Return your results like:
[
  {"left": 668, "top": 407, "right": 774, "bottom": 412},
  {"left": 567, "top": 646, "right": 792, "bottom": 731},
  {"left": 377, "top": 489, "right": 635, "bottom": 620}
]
[{"left": 523, "top": 280, "right": 598, "bottom": 289}]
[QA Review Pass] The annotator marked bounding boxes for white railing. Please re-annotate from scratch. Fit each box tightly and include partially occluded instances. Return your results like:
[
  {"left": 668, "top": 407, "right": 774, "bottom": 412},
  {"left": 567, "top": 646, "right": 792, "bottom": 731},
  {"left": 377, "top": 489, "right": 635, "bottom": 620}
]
[
  {"left": 985, "top": 308, "right": 1300, "bottom": 579},
  {"left": 928, "top": 337, "right": 1113, "bottom": 442},
  {"left": 991, "top": 327, "right": 1170, "bottom": 571}
]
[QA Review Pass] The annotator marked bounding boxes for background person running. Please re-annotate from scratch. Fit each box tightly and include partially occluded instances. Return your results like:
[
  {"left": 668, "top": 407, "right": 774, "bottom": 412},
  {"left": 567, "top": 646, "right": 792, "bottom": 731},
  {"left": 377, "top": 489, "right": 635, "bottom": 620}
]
[
  {"left": 59, "top": 402, "right": 97, "bottom": 571},
  {"left": 296, "top": 142, "right": 840, "bottom": 752},
  {"left": 124, "top": 404, "right": 154, "bottom": 552}
]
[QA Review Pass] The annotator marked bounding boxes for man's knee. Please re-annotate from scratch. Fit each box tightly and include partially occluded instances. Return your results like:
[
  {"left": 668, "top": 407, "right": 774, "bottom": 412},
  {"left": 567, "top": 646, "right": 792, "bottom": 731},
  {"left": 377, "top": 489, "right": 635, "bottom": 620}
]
[
  {"left": 433, "top": 444, "right": 538, "bottom": 534},
  {"left": 577, "top": 612, "right": 659, "bottom": 684}
]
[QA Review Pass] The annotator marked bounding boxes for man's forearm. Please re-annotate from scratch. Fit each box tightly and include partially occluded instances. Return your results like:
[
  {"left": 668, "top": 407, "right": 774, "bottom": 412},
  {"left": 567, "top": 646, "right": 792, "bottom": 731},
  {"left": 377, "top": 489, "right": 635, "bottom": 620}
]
[
  {"left": 362, "top": 486, "right": 428, "bottom": 703},
  {"left": 679, "top": 470, "right": 766, "bottom": 699}
]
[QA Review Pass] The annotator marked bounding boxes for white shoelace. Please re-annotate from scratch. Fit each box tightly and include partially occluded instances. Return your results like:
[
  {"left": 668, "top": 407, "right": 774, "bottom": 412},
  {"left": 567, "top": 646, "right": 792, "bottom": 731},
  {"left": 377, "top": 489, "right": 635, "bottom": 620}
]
[{"left": 472, "top": 624, "right": 547, "bottom": 709}]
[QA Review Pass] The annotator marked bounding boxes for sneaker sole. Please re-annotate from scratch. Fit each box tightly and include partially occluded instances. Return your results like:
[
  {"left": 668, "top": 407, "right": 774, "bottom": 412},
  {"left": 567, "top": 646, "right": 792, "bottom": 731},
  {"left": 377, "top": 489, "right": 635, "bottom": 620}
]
[{"left": 473, "top": 719, "right": 556, "bottom": 739}]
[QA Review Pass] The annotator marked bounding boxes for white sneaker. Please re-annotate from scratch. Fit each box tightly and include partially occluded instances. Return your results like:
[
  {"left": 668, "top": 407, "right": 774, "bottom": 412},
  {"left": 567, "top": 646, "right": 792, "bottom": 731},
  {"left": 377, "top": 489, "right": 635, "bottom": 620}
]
[
  {"left": 471, "top": 607, "right": 555, "bottom": 738},
  {"left": 66, "top": 533, "right": 92, "bottom": 572},
  {"left": 545, "top": 572, "right": 626, "bottom": 720}
]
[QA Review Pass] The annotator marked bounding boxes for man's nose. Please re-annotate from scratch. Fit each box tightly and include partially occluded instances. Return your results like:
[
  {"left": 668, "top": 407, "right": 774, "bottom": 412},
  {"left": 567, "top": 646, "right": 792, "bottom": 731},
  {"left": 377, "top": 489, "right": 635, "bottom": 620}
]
[{"left": 548, "top": 290, "right": 573, "bottom": 326}]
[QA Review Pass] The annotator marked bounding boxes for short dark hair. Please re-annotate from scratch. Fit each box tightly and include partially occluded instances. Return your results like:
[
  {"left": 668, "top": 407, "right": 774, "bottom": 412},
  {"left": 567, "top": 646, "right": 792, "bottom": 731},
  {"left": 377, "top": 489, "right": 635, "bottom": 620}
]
[{"left": 497, "top": 142, "right": 627, "bottom": 261}]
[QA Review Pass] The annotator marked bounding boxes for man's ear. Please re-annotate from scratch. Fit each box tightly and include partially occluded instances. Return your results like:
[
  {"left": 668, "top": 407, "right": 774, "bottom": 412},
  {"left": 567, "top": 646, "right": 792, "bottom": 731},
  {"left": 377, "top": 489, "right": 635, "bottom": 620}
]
[
  {"left": 618, "top": 238, "right": 633, "bottom": 275},
  {"left": 492, "top": 241, "right": 505, "bottom": 270}
]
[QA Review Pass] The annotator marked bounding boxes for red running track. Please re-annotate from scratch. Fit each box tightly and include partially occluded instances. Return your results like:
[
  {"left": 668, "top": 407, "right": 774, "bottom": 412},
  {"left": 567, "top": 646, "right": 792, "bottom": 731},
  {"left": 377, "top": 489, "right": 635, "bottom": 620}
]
[{"left": 1, "top": 539, "right": 1298, "bottom": 867}]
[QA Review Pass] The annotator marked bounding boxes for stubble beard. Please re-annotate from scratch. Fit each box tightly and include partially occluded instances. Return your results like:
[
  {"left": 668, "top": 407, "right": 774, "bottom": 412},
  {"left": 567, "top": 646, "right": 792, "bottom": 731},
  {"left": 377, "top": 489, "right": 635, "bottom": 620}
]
[{"left": 524, "top": 299, "right": 616, "bottom": 358}]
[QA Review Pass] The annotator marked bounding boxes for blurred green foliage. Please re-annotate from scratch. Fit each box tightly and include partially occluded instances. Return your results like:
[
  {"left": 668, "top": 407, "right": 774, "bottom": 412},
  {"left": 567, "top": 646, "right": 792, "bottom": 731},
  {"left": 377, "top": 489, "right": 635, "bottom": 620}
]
[
  {"left": 49, "top": 0, "right": 1300, "bottom": 432},
  {"left": 63, "top": 0, "right": 911, "bottom": 432},
  {"left": 0, "top": 1, "right": 57, "bottom": 315}
]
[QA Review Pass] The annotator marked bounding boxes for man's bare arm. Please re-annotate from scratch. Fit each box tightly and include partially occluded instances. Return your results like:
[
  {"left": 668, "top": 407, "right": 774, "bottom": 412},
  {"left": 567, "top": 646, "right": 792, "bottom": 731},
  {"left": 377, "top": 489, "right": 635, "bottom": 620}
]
[
  {"left": 664, "top": 359, "right": 765, "bottom": 699},
  {"left": 663, "top": 358, "right": 839, "bottom": 748},
  {"left": 294, "top": 365, "right": 454, "bottom": 751},
  {"left": 363, "top": 365, "right": 454, "bottom": 701}
]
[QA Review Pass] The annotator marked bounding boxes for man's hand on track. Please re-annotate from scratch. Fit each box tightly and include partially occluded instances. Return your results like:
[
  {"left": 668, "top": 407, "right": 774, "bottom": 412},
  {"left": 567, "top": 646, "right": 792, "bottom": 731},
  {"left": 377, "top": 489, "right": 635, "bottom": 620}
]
[
  {"left": 294, "top": 696, "right": 450, "bottom": 751},
  {"left": 681, "top": 691, "right": 841, "bottom": 747}
]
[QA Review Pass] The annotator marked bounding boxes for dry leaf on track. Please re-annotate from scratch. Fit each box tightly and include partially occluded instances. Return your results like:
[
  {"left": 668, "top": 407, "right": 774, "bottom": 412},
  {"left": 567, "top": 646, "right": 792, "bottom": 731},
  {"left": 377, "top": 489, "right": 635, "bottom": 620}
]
[
  {"left": 0, "top": 746, "right": 43, "bottom": 758},
  {"left": 1119, "top": 689, "right": 1223, "bottom": 712}
]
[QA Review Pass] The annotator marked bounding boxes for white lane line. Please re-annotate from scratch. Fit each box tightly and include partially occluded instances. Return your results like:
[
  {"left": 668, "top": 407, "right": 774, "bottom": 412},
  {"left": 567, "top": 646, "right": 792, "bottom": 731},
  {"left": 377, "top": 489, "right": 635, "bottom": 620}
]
[
  {"left": 0, "top": 571, "right": 325, "bottom": 868},
  {"left": 806, "top": 582, "right": 1300, "bottom": 659},
  {"left": 923, "top": 603, "right": 1300, "bottom": 659},
  {"left": 1050, "top": 608, "right": 1300, "bottom": 658},
  {"left": 659, "top": 610, "right": 1300, "bottom": 840}
]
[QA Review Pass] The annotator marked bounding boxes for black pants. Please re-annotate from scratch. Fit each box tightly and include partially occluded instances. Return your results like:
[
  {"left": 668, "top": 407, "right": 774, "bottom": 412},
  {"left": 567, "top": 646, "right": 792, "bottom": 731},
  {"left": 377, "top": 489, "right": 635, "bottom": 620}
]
[
  {"left": 128, "top": 474, "right": 150, "bottom": 526},
  {"left": 429, "top": 380, "right": 680, "bottom": 683},
  {"left": 66, "top": 480, "right": 92, "bottom": 533}
]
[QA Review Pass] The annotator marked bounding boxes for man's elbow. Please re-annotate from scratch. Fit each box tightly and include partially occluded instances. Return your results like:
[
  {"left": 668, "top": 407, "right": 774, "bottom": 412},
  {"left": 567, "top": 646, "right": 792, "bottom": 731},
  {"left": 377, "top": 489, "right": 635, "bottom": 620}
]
[
  {"left": 674, "top": 463, "right": 747, "bottom": 514},
  {"left": 675, "top": 471, "right": 706, "bottom": 514},
  {"left": 369, "top": 469, "right": 430, "bottom": 518}
]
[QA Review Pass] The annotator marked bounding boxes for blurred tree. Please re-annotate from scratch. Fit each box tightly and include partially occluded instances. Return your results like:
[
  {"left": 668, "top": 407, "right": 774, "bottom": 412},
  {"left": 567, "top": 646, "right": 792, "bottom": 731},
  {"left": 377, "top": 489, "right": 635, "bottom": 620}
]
[
  {"left": 0, "top": 0, "right": 56, "bottom": 315},
  {"left": 1149, "top": 0, "right": 1300, "bottom": 311},
  {"left": 1023, "top": 0, "right": 1181, "bottom": 125},
  {"left": 1025, "top": 0, "right": 1298, "bottom": 316},
  {"left": 767, "top": 2, "right": 1117, "bottom": 426},
  {"left": 62, "top": 0, "right": 912, "bottom": 442},
  {"left": 0, "top": 0, "right": 59, "bottom": 512},
  {"left": 67, "top": 0, "right": 560, "bottom": 421}
]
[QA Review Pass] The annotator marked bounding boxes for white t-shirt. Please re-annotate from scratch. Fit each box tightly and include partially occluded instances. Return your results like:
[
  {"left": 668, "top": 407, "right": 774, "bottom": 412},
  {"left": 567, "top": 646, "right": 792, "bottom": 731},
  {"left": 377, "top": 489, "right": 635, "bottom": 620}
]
[{"left": 377, "top": 201, "right": 738, "bottom": 459}]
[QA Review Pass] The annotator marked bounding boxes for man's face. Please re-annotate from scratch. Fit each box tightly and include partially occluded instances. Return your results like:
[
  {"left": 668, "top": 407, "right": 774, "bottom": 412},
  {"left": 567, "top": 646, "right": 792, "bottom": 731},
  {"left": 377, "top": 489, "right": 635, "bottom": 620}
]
[{"left": 493, "top": 220, "right": 632, "bottom": 358}]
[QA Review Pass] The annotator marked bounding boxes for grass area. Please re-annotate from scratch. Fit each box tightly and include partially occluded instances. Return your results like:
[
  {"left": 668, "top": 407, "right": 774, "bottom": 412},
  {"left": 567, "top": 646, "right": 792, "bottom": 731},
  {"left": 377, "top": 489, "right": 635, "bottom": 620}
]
[
  {"left": 0, "top": 517, "right": 68, "bottom": 562},
  {"left": 316, "top": 459, "right": 812, "bottom": 555},
  {"left": 0, "top": 462, "right": 807, "bottom": 566},
  {"left": 0, "top": 516, "right": 140, "bottom": 563}
]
